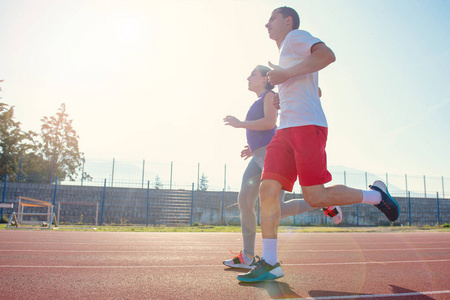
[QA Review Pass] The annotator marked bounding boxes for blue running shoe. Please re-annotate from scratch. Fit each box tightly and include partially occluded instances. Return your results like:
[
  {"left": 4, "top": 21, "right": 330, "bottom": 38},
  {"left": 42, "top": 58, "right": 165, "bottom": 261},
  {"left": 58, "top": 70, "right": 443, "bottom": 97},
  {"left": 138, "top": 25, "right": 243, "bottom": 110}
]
[
  {"left": 369, "top": 180, "right": 400, "bottom": 222},
  {"left": 237, "top": 257, "right": 284, "bottom": 282}
]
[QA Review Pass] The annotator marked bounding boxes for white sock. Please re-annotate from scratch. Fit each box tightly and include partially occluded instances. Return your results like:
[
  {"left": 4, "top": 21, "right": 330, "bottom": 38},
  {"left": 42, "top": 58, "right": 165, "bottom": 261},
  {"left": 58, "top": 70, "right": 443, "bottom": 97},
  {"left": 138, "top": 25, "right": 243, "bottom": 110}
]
[
  {"left": 361, "top": 190, "right": 382, "bottom": 205},
  {"left": 262, "top": 238, "right": 278, "bottom": 265}
]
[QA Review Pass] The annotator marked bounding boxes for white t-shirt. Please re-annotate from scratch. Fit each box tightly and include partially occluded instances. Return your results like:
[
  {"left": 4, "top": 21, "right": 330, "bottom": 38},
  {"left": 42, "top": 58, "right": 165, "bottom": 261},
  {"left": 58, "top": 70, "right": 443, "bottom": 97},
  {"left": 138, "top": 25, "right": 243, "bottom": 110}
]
[{"left": 278, "top": 30, "right": 328, "bottom": 129}]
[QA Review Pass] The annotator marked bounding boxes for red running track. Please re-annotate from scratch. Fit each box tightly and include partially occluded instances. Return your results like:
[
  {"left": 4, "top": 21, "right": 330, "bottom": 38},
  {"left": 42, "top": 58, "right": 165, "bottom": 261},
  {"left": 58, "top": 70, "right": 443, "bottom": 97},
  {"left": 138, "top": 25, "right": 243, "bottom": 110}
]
[{"left": 0, "top": 230, "right": 449, "bottom": 299}]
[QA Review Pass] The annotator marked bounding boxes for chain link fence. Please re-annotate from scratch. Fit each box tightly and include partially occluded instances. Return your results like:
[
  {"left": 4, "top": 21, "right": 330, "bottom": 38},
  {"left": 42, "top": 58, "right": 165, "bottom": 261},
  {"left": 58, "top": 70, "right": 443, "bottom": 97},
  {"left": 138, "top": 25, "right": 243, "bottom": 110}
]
[{"left": 7, "top": 157, "right": 448, "bottom": 197}]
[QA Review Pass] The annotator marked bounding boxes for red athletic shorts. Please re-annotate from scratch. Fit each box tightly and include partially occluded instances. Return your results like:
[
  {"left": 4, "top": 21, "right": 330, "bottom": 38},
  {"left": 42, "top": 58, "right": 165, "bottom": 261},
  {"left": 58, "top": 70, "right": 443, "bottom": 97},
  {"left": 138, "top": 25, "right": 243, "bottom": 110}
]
[{"left": 262, "top": 125, "right": 332, "bottom": 191}]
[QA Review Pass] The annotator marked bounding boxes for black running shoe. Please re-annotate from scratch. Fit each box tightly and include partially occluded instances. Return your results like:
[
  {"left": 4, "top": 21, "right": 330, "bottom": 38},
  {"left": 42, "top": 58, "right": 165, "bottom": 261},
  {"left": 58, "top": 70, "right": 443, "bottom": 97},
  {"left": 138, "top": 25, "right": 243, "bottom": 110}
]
[
  {"left": 237, "top": 257, "right": 284, "bottom": 282},
  {"left": 369, "top": 180, "right": 400, "bottom": 222}
]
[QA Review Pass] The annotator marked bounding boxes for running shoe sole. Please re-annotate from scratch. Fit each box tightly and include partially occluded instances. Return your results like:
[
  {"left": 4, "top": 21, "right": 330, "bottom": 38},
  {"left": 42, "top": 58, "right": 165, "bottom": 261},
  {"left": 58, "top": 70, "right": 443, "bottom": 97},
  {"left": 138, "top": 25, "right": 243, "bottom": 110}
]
[
  {"left": 238, "top": 266, "right": 284, "bottom": 282},
  {"left": 223, "top": 261, "right": 254, "bottom": 269},
  {"left": 237, "top": 260, "right": 284, "bottom": 282}
]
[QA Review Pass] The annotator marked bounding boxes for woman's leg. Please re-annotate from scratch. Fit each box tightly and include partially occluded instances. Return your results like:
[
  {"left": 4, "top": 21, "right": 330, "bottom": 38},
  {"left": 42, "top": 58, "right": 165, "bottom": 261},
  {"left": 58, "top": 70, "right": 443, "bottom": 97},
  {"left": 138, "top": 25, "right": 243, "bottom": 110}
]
[
  {"left": 239, "top": 156, "right": 262, "bottom": 258},
  {"left": 279, "top": 191, "right": 315, "bottom": 219}
]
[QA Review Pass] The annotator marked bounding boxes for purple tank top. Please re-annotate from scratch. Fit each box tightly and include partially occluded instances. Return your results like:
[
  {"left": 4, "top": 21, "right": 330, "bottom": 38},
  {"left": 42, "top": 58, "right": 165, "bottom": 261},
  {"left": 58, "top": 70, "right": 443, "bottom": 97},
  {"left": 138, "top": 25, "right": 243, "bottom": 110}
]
[{"left": 245, "top": 90, "right": 277, "bottom": 151}]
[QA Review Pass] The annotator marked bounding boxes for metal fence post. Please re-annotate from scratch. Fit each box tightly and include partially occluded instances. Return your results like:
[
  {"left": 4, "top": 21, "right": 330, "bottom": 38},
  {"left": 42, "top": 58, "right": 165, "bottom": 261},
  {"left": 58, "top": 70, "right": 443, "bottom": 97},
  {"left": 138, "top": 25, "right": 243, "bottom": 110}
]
[
  {"left": 437, "top": 192, "right": 440, "bottom": 226},
  {"left": 365, "top": 172, "right": 368, "bottom": 189},
  {"left": 442, "top": 176, "right": 445, "bottom": 199},
  {"left": 408, "top": 191, "right": 411, "bottom": 226},
  {"left": 146, "top": 181, "right": 150, "bottom": 227},
  {"left": 224, "top": 164, "right": 227, "bottom": 191},
  {"left": 405, "top": 174, "right": 408, "bottom": 198},
  {"left": 100, "top": 179, "right": 106, "bottom": 225},
  {"left": 1, "top": 174, "right": 7, "bottom": 220},
  {"left": 221, "top": 189, "right": 225, "bottom": 224},
  {"left": 424, "top": 175, "right": 427, "bottom": 198},
  {"left": 52, "top": 176, "right": 58, "bottom": 206},
  {"left": 190, "top": 183, "right": 194, "bottom": 226}
]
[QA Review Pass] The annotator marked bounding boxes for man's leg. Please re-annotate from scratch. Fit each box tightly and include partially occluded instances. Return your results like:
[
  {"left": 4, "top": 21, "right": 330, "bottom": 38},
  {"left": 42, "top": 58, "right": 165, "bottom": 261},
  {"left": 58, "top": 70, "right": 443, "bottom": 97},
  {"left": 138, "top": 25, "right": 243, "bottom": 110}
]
[
  {"left": 292, "top": 126, "right": 399, "bottom": 220},
  {"left": 237, "top": 129, "right": 291, "bottom": 282},
  {"left": 302, "top": 183, "right": 400, "bottom": 222},
  {"left": 259, "top": 179, "right": 283, "bottom": 239},
  {"left": 302, "top": 184, "right": 363, "bottom": 208},
  {"left": 237, "top": 179, "right": 285, "bottom": 282}
]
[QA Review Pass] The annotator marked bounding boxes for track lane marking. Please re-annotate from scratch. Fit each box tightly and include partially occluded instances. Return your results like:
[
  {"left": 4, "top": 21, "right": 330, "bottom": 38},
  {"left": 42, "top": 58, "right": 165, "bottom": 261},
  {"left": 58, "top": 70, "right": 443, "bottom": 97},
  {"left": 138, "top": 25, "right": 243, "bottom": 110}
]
[
  {"left": 2, "top": 240, "right": 450, "bottom": 246},
  {"left": 1, "top": 259, "right": 449, "bottom": 268},
  {"left": 1, "top": 247, "right": 449, "bottom": 253},
  {"left": 280, "top": 290, "right": 450, "bottom": 299}
]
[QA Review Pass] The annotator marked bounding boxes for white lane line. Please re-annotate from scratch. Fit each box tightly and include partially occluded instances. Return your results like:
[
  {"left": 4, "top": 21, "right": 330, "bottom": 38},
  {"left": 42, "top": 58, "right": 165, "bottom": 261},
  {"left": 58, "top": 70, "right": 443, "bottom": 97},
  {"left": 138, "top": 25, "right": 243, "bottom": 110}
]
[
  {"left": 2, "top": 241, "right": 450, "bottom": 246},
  {"left": 1, "top": 259, "right": 449, "bottom": 268},
  {"left": 280, "top": 247, "right": 450, "bottom": 253},
  {"left": 0, "top": 247, "right": 449, "bottom": 253},
  {"left": 285, "top": 290, "right": 450, "bottom": 299},
  {"left": 282, "top": 259, "right": 450, "bottom": 267}
]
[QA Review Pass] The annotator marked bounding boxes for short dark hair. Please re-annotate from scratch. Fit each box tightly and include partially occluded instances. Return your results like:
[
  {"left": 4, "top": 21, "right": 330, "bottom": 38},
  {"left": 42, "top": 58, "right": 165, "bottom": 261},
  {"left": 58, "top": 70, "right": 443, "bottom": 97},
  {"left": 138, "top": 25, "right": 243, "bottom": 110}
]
[
  {"left": 255, "top": 65, "right": 274, "bottom": 91},
  {"left": 274, "top": 6, "right": 300, "bottom": 30}
]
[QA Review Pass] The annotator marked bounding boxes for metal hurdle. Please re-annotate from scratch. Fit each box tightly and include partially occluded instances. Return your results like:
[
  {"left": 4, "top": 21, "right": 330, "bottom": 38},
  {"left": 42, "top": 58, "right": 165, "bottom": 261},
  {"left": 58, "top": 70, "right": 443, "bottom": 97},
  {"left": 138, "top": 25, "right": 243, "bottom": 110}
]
[{"left": 6, "top": 197, "right": 55, "bottom": 229}]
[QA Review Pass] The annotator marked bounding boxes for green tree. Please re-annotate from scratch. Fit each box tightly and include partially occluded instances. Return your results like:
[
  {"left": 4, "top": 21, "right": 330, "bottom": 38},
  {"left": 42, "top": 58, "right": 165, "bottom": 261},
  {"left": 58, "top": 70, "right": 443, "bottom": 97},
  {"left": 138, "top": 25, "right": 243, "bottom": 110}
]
[
  {"left": 39, "top": 103, "right": 85, "bottom": 182},
  {"left": 0, "top": 103, "right": 36, "bottom": 180},
  {"left": 199, "top": 173, "right": 209, "bottom": 191},
  {"left": 20, "top": 152, "right": 52, "bottom": 182}
]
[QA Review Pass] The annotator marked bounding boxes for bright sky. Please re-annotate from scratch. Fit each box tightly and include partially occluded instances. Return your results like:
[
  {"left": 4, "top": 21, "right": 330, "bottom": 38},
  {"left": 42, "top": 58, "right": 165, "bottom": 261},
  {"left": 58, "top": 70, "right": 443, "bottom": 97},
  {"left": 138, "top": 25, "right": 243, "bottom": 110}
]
[{"left": 1, "top": 0, "right": 449, "bottom": 191}]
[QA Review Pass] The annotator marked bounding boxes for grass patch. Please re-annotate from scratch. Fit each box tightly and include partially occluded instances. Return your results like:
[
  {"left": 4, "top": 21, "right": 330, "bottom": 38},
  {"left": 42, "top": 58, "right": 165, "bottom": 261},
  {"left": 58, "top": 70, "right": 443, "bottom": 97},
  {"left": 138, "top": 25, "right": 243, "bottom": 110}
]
[
  {"left": 95, "top": 225, "right": 241, "bottom": 232},
  {"left": 1, "top": 223, "right": 450, "bottom": 232}
]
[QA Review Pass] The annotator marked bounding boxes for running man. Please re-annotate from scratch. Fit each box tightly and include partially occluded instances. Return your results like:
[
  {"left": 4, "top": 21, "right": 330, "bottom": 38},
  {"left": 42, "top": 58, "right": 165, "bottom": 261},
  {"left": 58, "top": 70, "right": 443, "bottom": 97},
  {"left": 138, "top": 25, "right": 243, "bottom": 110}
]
[{"left": 237, "top": 6, "right": 400, "bottom": 283}]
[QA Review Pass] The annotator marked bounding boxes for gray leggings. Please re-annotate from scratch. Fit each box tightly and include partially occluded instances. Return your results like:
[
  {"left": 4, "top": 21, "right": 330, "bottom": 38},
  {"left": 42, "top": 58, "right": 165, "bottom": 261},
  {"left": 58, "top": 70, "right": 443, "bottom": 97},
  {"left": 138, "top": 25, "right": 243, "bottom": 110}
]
[{"left": 239, "top": 146, "right": 314, "bottom": 258}]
